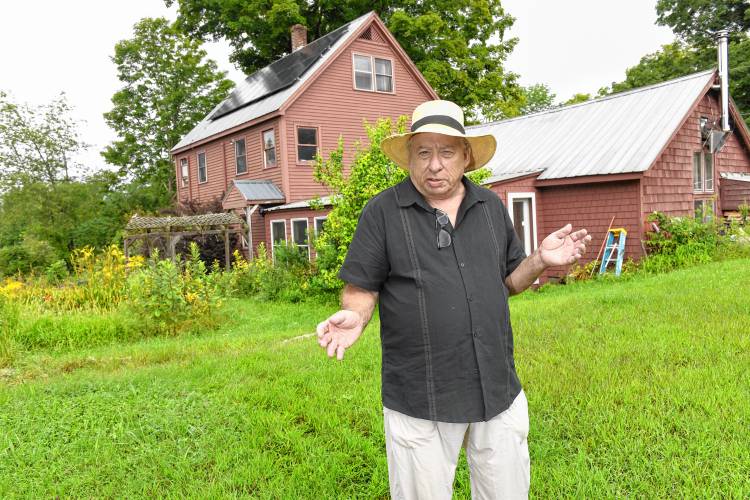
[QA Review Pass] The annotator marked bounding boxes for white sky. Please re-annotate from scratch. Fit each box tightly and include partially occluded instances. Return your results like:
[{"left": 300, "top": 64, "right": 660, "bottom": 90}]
[{"left": 0, "top": 0, "right": 674, "bottom": 171}]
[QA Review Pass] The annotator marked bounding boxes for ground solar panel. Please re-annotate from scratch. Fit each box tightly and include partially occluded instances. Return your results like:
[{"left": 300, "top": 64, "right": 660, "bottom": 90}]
[{"left": 210, "top": 23, "right": 351, "bottom": 120}]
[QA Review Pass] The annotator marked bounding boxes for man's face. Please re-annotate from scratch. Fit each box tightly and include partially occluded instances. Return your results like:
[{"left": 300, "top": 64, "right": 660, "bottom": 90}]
[{"left": 408, "top": 132, "right": 471, "bottom": 200}]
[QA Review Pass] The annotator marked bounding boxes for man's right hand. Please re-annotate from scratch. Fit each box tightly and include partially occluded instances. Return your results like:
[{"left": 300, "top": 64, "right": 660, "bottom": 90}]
[{"left": 316, "top": 310, "right": 364, "bottom": 360}]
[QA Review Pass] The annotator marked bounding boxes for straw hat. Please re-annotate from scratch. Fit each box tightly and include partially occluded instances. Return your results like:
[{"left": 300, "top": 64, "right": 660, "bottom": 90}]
[{"left": 381, "top": 100, "right": 496, "bottom": 172}]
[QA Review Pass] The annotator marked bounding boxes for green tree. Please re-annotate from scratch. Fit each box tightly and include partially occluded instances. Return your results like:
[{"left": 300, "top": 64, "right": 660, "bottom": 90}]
[
  {"left": 166, "top": 1, "right": 523, "bottom": 121},
  {"left": 563, "top": 93, "right": 593, "bottom": 106},
  {"left": 599, "top": 1, "right": 750, "bottom": 127},
  {"left": 103, "top": 17, "right": 234, "bottom": 208},
  {"left": 0, "top": 91, "right": 86, "bottom": 189},
  {"left": 311, "top": 117, "right": 489, "bottom": 289},
  {"left": 518, "top": 83, "right": 556, "bottom": 115},
  {"left": 656, "top": 0, "right": 750, "bottom": 46},
  {"left": 609, "top": 42, "right": 710, "bottom": 94}
]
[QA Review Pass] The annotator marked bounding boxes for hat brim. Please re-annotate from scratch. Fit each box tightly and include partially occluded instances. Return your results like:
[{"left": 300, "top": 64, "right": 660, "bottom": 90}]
[{"left": 381, "top": 125, "right": 496, "bottom": 173}]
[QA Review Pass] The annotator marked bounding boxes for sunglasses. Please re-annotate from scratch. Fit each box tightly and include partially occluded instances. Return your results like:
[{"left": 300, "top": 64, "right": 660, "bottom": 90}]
[{"left": 435, "top": 209, "right": 452, "bottom": 249}]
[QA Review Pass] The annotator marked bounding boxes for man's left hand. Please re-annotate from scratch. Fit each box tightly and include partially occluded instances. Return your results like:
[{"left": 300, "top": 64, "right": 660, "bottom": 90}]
[{"left": 539, "top": 224, "right": 592, "bottom": 267}]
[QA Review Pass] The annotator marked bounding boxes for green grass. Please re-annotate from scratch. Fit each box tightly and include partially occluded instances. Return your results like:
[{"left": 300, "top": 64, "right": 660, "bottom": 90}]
[{"left": 1, "top": 259, "right": 749, "bottom": 497}]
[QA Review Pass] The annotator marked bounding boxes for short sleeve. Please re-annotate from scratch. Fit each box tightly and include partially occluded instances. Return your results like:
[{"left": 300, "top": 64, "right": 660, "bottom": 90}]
[
  {"left": 338, "top": 200, "right": 389, "bottom": 291},
  {"left": 500, "top": 200, "right": 527, "bottom": 278}
]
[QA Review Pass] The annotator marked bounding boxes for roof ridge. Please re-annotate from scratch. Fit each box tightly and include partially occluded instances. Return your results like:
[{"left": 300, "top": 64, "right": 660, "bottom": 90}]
[{"left": 471, "top": 69, "right": 716, "bottom": 129}]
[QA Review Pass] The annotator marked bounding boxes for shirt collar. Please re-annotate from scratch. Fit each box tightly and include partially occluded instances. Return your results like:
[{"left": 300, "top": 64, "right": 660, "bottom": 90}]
[{"left": 395, "top": 175, "right": 491, "bottom": 211}]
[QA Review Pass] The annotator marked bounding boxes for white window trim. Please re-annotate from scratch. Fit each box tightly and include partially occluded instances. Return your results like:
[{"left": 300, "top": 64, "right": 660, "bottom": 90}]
[
  {"left": 352, "top": 53, "right": 395, "bottom": 94},
  {"left": 180, "top": 158, "right": 189, "bottom": 187},
  {"left": 290, "top": 217, "right": 311, "bottom": 261},
  {"left": 197, "top": 151, "right": 208, "bottom": 184},
  {"left": 270, "top": 219, "right": 287, "bottom": 263},
  {"left": 262, "top": 128, "right": 276, "bottom": 168},
  {"left": 314, "top": 216, "right": 327, "bottom": 236},
  {"left": 507, "top": 192, "right": 539, "bottom": 285},
  {"left": 234, "top": 138, "right": 247, "bottom": 175}
]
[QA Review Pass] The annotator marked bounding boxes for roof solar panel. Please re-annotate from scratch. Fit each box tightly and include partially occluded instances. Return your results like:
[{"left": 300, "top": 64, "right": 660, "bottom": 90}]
[{"left": 210, "top": 22, "right": 351, "bottom": 120}]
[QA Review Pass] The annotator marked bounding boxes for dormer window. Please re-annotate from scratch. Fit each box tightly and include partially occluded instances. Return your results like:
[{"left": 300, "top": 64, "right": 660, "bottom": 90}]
[{"left": 353, "top": 54, "right": 393, "bottom": 93}]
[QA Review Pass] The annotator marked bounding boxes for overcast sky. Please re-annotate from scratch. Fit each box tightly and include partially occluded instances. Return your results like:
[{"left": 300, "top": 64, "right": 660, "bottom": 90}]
[{"left": 1, "top": 0, "right": 675, "bottom": 170}]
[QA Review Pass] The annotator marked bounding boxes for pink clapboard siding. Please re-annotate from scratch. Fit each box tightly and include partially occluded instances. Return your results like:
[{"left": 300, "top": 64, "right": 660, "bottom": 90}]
[
  {"left": 176, "top": 118, "right": 283, "bottom": 205},
  {"left": 282, "top": 23, "right": 436, "bottom": 202}
]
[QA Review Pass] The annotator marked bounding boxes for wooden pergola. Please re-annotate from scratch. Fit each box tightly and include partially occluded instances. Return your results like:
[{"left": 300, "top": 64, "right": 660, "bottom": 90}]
[{"left": 124, "top": 213, "right": 247, "bottom": 269}]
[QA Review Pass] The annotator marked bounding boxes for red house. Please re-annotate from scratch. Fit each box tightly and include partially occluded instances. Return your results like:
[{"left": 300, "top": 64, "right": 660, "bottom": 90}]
[
  {"left": 470, "top": 68, "right": 750, "bottom": 282},
  {"left": 171, "top": 12, "right": 437, "bottom": 260}
]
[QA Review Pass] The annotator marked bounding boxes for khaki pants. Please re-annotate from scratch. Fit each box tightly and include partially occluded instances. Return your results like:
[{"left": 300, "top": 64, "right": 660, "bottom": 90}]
[{"left": 383, "top": 390, "right": 530, "bottom": 500}]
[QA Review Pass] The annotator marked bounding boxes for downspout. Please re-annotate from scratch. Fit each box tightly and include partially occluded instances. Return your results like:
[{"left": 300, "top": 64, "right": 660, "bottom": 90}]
[{"left": 246, "top": 204, "right": 260, "bottom": 258}]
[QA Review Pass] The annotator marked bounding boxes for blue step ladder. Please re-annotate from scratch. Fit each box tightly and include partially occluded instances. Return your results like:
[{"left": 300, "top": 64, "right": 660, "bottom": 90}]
[{"left": 599, "top": 228, "right": 627, "bottom": 276}]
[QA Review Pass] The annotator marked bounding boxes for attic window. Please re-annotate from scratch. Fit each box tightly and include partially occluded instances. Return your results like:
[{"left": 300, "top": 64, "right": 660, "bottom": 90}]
[{"left": 353, "top": 54, "right": 393, "bottom": 93}]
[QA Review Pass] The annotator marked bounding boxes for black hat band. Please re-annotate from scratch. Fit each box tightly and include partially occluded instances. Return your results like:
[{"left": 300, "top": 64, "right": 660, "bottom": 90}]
[{"left": 410, "top": 115, "right": 465, "bottom": 134}]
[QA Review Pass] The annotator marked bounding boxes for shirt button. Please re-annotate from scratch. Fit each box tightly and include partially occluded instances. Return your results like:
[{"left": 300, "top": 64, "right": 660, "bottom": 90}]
[
  {"left": 472, "top": 329, "right": 479, "bottom": 338},
  {"left": 468, "top": 295, "right": 473, "bottom": 302},
  {"left": 459, "top": 262, "right": 465, "bottom": 268}
]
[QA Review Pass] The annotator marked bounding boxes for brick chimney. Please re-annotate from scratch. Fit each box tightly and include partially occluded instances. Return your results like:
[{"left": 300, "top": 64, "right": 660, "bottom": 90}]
[{"left": 291, "top": 24, "right": 307, "bottom": 51}]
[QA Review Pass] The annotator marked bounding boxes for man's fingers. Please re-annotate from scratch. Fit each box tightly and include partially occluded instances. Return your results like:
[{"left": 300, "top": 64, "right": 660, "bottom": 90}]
[
  {"left": 553, "top": 223, "right": 572, "bottom": 239},
  {"left": 327, "top": 337, "right": 339, "bottom": 357},
  {"left": 316, "top": 320, "right": 329, "bottom": 338},
  {"left": 569, "top": 228, "right": 588, "bottom": 242},
  {"left": 336, "top": 345, "right": 346, "bottom": 361}
]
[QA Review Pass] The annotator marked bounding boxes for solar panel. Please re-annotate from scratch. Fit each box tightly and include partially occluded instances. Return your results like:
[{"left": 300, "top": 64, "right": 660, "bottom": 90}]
[{"left": 210, "top": 23, "right": 351, "bottom": 120}]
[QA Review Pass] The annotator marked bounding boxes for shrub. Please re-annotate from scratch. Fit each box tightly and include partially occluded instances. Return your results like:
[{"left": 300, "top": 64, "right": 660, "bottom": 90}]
[
  {"left": 127, "top": 243, "right": 223, "bottom": 335},
  {"left": 0, "top": 294, "right": 19, "bottom": 367},
  {"left": 641, "top": 211, "right": 748, "bottom": 274},
  {"left": 45, "top": 259, "right": 70, "bottom": 284}
]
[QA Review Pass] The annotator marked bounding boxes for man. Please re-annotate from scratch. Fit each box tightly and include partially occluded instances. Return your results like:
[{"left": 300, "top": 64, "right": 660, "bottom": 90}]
[{"left": 316, "top": 100, "right": 591, "bottom": 499}]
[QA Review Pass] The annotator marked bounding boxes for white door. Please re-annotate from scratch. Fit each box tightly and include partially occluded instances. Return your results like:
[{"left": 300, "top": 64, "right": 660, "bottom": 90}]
[{"left": 508, "top": 193, "right": 537, "bottom": 256}]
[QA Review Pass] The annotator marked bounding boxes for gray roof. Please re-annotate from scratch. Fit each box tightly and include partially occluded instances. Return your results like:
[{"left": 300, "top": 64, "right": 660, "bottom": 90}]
[
  {"left": 231, "top": 180, "right": 285, "bottom": 202},
  {"left": 126, "top": 213, "right": 244, "bottom": 232},
  {"left": 469, "top": 70, "right": 716, "bottom": 182},
  {"left": 263, "top": 195, "right": 334, "bottom": 212},
  {"left": 720, "top": 172, "right": 750, "bottom": 182},
  {"left": 172, "top": 13, "right": 372, "bottom": 152}
]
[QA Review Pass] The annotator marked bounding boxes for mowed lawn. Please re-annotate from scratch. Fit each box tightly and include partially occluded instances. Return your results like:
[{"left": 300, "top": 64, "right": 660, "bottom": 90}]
[{"left": 1, "top": 259, "right": 749, "bottom": 498}]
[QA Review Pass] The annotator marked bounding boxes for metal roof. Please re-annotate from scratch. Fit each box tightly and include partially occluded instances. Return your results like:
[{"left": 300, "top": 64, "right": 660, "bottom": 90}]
[
  {"left": 172, "top": 13, "right": 372, "bottom": 152},
  {"left": 263, "top": 195, "right": 334, "bottom": 212},
  {"left": 720, "top": 172, "right": 750, "bottom": 182},
  {"left": 232, "top": 180, "right": 285, "bottom": 202},
  {"left": 469, "top": 70, "right": 716, "bottom": 181}
]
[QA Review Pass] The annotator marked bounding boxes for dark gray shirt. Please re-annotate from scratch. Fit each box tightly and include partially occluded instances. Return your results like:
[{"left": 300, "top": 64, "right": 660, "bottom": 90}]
[{"left": 339, "top": 176, "right": 527, "bottom": 423}]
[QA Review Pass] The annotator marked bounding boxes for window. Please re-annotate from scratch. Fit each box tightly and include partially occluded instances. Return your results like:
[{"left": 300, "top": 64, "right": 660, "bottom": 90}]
[
  {"left": 197, "top": 152, "right": 207, "bottom": 183},
  {"left": 270, "top": 220, "right": 286, "bottom": 262},
  {"left": 375, "top": 58, "right": 393, "bottom": 92},
  {"left": 353, "top": 55, "right": 373, "bottom": 90},
  {"left": 235, "top": 138, "right": 247, "bottom": 174},
  {"left": 353, "top": 54, "right": 393, "bottom": 93},
  {"left": 693, "top": 151, "right": 714, "bottom": 192},
  {"left": 263, "top": 129, "right": 276, "bottom": 168},
  {"left": 314, "top": 216, "right": 327, "bottom": 236},
  {"left": 180, "top": 158, "right": 188, "bottom": 187},
  {"left": 292, "top": 218, "right": 310, "bottom": 259},
  {"left": 297, "top": 127, "right": 318, "bottom": 162},
  {"left": 694, "top": 199, "right": 715, "bottom": 222}
]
